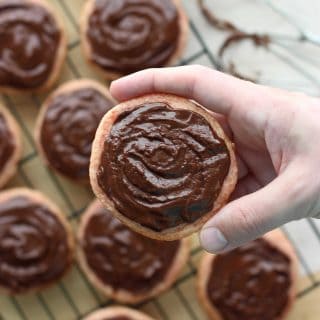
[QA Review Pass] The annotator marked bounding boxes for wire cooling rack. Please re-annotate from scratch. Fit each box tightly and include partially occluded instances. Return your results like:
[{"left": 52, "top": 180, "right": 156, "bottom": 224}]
[{"left": 1, "top": 0, "right": 320, "bottom": 319}]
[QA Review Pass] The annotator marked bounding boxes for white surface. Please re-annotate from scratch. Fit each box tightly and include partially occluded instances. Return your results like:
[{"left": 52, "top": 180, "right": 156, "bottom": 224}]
[{"left": 182, "top": 0, "right": 320, "bottom": 95}]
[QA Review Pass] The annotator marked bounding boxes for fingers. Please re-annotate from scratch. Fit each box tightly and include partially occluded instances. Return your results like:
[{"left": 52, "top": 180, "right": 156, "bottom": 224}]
[
  {"left": 200, "top": 163, "right": 310, "bottom": 253},
  {"left": 237, "top": 144, "right": 276, "bottom": 185},
  {"left": 236, "top": 154, "right": 249, "bottom": 180},
  {"left": 230, "top": 174, "right": 261, "bottom": 200},
  {"left": 110, "top": 65, "right": 272, "bottom": 116}
]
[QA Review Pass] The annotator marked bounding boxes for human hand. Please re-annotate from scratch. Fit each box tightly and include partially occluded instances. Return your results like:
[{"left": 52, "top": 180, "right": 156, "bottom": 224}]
[{"left": 110, "top": 65, "right": 320, "bottom": 253}]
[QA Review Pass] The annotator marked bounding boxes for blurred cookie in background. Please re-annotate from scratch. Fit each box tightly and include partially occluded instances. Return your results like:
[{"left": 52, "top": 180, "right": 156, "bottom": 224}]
[
  {"left": 80, "top": 0, "right": 188, "bottom": 79},
  {"left": 0, "top": 0, "right": 67, "bottom": 93},
  {"left": 197, "top": 229, "right": 298, "bottom": 320},
  {"left": 83, "top": 306, "right": 155, "bottom": 320},
  {"left": 0, "top": 188, "right": 74, "bottom": 294},
  {"left": 0, "top": 104, "right": 21, "bottom": 188},
  {"left": 35, "top": 79, "right": 115, "bottom": 184},
  {"left": 78, "top": 199, "right": 190, "bottom": 304}
]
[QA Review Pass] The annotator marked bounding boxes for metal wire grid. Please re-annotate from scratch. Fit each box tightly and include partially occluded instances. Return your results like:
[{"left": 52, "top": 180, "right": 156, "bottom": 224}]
[{"left": 0, "top": 0, "right": 320, "bottom": 319}]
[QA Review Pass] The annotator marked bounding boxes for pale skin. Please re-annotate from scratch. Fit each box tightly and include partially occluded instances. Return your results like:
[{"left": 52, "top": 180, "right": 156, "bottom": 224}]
[{"left": 110, "top": 65, "right": 320, "bottom": 253}]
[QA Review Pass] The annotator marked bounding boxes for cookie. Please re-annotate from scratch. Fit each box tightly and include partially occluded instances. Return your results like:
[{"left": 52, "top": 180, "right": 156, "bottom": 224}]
[
  {"left": 78, "top": 199, "right": 190, "bottom": 304},
  {"left": 0, "top": 188, "right": 74, "bottom": 294},
  {"left": 0, "top": 104, "right": 21, "bottom": 188},
  {"left": 80, "top": 0, "right": 188, "bottom": 79},
  {"left": 90, "top": 93, "right": 237, "bottom": 240},
  {"left": 197, "top": 230, "right": 298, "bottom": 320},
  {"left": 35, "top": 79, "right": 115, "bottom": 184},
  {"left": 83, "top": 306, "right": 155, "bottom": 320},
  {"left": 0, "top": 0, "right": 67, "bottom": 93}
]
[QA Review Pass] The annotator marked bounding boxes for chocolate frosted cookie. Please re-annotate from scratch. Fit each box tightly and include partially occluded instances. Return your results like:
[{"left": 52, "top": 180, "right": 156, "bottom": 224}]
[
  {"left": 80, "top": 0, "right": 188, "bottom": 79},
  {"left": 0, "top": 105, "right": 21, "bottom": 188},
  {"left": 197, "top": 230, "right": 298, "bottom": 320},
  {"left": 78, "top": 199, "right": 189, "bottom": 304},
  {"left": 35, "top": 79, "right": 115, "bottom": 184},
  {"left": 0, "top": 0, "right": 67, "bottom": 93},
  {"left": 0, "top": 188, "right": 74, "bottom": 294},
  {"left": 90, "top": 94, "right": 237, "bottom": 240},
  {"left": 84, "top": 306, "right": 155, "bottom": 320}
]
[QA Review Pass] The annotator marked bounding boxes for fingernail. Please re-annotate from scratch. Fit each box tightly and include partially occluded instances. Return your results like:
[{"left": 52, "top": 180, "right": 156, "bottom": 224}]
[{"left": 200, "top": 227, "right": 228, "bottom": 253}]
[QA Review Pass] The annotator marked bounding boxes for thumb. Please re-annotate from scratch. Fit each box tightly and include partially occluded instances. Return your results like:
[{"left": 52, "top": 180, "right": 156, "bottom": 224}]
[{"left": 200, "top": 164, "right": 313, "bottom": 253}]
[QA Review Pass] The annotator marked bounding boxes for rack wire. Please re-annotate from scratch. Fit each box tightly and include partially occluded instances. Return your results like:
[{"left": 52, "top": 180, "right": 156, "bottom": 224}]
[{"left": 1, "top": 0, "right": 320, "bottom": 319}]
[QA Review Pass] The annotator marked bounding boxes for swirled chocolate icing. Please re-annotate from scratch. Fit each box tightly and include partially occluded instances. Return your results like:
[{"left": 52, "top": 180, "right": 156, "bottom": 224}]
[
  {"left": 0, "top": 195, "right": 71, "bottom": 293},
  {"left": 0, "top": 113, "right": 15, "bottom": 172},
  {"left": 82, "top": 204, "right": 180, "bottom": 293},
  {"left": 40, "top": 87, "right": 114, "bottom": 181},
  {"left": 87, "top": 0, "right": 180, "bottom": 74},
  {"left": 0, "top": 0, "right": 61, "bottom": 89},
  {"left": 207, "top": 239, "right": 291, "bottom": 320},
  {"left": 97, "top": 103, "right": 230, "bottom": 231}
]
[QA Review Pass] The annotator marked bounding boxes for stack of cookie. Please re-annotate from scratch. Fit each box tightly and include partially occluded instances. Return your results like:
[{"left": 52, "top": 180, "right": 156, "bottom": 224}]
[{"left": 0, "top": 0, "right": 299, "bottom": 320}]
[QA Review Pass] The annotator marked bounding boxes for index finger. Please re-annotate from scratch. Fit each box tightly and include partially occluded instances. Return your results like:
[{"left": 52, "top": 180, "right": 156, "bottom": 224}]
[{"left": 110, "top": 65, "right": 274, "bottom": 116}]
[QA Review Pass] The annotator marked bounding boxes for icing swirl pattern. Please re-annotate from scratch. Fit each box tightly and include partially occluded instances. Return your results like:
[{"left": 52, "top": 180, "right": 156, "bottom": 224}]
[
  {"left": 0, "top": 0, "right": 61, "bottom": 89},
  {"left": 83, "top": 206, "right": 180, "bottom": 293},
  {"left": 41, "top": 88, "right": 114, "bottom": 181},
  {"left": 87, "top": 0, "right": 180, "bottom": 74},
  {"left": 0, "top": 196, "right": 71, "bottom": 292},
  {"left": 207, "top": 239, "right": 291, "bottom": 320},
  {"left": 97, "top": 102, "right": 230, "bottom": 231}
]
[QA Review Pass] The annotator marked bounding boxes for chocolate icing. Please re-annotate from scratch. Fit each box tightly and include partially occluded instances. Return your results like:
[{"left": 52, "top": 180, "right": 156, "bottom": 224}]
[
  {"left": 0, "top": 113, "right": 15, "bottom": 172},
  {"left": 97, "top": 102, "right": 230, "bottom": 231},
  {"left": 41, "top": 88, "right": 114, "bottom": 181},
  {"left": 87, "top": 0, "right": 180, "bottom": 74},
  {"left": 0, "top": 195, "right": 71, "bottom": 293},
  {"left": 207, "top": 239, "right": 291, "bottom": 320},
  {"left": 198, "top": 0, "right": 237, "bottom": 32},
  {"left": 219, "top": 33, "right": 270, "bottom": 58},
  {"left": 0, "top": 0, "right": 61, "bottom": 89},
  {"left": 83, "top": 205, "right": 180, "bottom": 293},
  {"left": 107, "top": 317, "right": 130, "bottom": 320},
  {"left": 197, "top": 0, "right": 270, "bottom": 82}
]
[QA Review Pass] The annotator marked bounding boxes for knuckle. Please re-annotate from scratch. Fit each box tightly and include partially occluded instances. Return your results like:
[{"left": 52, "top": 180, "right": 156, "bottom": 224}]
[
  {"left": 290, "top": 91, "right": 308, "bottom": 100},
  {"left": 191, "top": 64, "right": 208, "bottom": 73},
  {"left": 145, "top": 68, "right": 157, "bottom": 75},
  {"left": 233, "top": 203, "right": 263, "bottom": 236}
]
